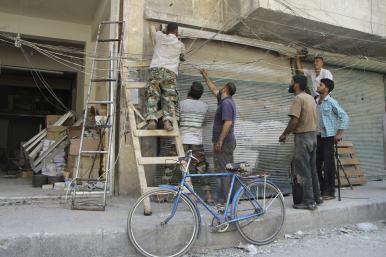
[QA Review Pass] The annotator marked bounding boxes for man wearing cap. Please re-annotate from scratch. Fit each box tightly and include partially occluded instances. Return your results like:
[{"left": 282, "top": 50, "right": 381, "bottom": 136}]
[
  {"left": 296, "top": 49, "right": 333, "bottom": 97},
  {"left": 279, "top": 74, "right": 321, "bottom": 210},
  {"left": 316, "top": 78, "right": 349, "bottom": 200},
  {"left": 145, "top": 22, "right": 185, "bottom": 131},
  {"left": 179, "top": 81, "right": 214, "bottom": 203},
  {"left": 200, "top": 69, "right": 237, "bottom": 204}
]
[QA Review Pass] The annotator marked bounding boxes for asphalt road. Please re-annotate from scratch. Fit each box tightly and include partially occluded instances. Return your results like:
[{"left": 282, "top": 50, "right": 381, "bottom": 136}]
[{"left": 185, "top": 220, "right": 386, "bottom": 257}]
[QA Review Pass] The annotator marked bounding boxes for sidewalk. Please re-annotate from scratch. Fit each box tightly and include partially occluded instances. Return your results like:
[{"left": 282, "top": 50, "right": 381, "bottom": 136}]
[{"left": 0, "top": 181, "right": 385, "bottom": 257}]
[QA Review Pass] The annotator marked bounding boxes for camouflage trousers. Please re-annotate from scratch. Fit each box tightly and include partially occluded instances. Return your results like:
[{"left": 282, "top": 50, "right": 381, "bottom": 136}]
[
  {"left": 183, "top": 144, "right": 211, "bottom": 191},
  {"left": 145, "top": 67, "right": 179, "bottom": 122}
]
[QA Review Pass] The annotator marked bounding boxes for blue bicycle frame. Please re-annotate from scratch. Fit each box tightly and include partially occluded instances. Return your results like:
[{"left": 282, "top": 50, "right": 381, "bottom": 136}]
[{"left": 160, "top": 158, "right": 267, "bottom": 226}]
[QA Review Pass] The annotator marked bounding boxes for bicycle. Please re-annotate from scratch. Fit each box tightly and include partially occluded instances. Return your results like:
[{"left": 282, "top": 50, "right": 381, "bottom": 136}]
[{"left": 127, "top": 150, "right": 286, "bottom": 257}]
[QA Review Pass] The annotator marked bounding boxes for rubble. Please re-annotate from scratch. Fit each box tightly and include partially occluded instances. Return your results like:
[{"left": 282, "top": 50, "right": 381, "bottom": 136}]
[
  {"left": 236, "top": 242, "right": 258, "bottom": 254},
  {"left": 356, "top": 222, "right": 378, "bottom": 232}
]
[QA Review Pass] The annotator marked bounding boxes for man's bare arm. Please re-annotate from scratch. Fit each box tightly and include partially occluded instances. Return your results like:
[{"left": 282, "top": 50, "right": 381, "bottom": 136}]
[
  {"left": 214, "top": 121, "right": 232, "bottom": 151},
  {"left": 295, "top": 49, "right": 305, "bottom": 74},
  {"left": 200, "top": 69, "right": 219, "bottom": 96},
  {"left": 279, "top": 116, "right": 299, "bottom": 142}
]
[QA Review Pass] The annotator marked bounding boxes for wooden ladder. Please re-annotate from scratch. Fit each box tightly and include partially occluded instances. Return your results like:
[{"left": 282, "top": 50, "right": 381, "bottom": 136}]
[
  {"left": 122, "top": 64, "right": 189, "bottom": 213},
  {"left": 335, "top": 141, "right": 366, "bottom": 187}
]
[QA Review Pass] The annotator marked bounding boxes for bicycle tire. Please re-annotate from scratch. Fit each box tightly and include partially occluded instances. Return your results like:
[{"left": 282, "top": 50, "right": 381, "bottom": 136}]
[
  {"left": 234, "top": 180, "right": 285, "bottom": 245},
  {"left": 127, "top": 188, "right": 199, "bottom": 257}
]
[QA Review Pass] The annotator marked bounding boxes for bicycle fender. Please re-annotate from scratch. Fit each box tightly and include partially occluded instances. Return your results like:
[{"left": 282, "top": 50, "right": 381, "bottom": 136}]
[{"left": 159, "top": 185, "right": 202, "bottom": 237}]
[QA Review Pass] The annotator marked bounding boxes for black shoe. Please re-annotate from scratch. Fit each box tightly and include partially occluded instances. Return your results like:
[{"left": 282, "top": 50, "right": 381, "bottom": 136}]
[
  {"left": 293, "top": 202, "right": 317, "bottom": 210},
  {"left": 147, "top": 120, "right": 157, "bottom": 130},
  {"left": 315, "top": 197, "right": 324, "bottom": 205}
]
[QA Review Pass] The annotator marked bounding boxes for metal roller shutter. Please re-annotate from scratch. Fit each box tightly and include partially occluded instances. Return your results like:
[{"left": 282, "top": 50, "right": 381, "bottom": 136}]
[
  {"left": 330, "top": 67, "right": 385, "bottom": 180},
  {"left": 176, "top": 75, "right": 294, "bottom": 193}
]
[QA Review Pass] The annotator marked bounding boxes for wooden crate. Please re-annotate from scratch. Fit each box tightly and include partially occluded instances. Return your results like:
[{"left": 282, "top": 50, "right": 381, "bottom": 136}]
[
  {"left": 68, "top": 138, "right": 100, "bottom": 155},
  {"left": 47, "top": 126, "right": 67, "bottom": 141},
  {"left": 67, "top": 154, "right": 102, "bottom": 179},
  {"left": 46, "top": 115, "right": 62, "bottom": 127}
]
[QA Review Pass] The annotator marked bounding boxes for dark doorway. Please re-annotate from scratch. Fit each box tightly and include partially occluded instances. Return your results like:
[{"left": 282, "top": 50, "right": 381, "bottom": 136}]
[{"left": 0, "top": 68, "right": 76, "bottom": 169}]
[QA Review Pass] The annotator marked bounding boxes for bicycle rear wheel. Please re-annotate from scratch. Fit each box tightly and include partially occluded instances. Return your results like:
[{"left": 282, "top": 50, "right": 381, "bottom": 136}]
[
  {"left": 234, "top": 180, "right": 285, "bottom": 245},
  {"left": 127, "top": 188, "right": 199, "bottom": 257}
]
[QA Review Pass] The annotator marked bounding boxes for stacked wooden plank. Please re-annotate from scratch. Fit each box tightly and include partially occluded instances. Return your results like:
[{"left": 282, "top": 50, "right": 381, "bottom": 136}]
[{"left": 335, "top": 141, "right": 366, "bottom": 186}]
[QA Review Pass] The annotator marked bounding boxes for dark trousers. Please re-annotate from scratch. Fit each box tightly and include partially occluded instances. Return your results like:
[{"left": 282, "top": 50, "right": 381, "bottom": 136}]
[
  {"left": 213, "top": 141, "right": 236, "bottom": 203},
  {"left": 316, "top": 136, "right": 336, "bottom": 196},
  {"left": 294, "top": 132, "right": 321, "bottom": 205}
]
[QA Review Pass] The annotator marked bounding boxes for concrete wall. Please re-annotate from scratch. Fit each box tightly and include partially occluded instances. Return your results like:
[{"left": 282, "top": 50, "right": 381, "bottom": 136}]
[
  {"left": 144, "top": 0, "right": 386, "bottom": 38},
  {"left": 145, "top": 0, "right": 224, "bottom": 30},
  {"left": 258, "top": 0, "right": 386, "bottom": 37}
]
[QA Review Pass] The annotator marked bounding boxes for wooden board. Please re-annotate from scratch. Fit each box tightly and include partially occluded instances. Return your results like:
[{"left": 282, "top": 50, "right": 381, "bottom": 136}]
[
  {"left": 338, "top": 148, "right": 356, "bottom": 155},
  {"left": 337, "top": 141, "right": 353, "bottom": 147},
  {"left": 336, "top": 176, "right": 366, "bottom": 186},
  {"left": 339, "top": 159, "right": 360, "bottom": 166}
]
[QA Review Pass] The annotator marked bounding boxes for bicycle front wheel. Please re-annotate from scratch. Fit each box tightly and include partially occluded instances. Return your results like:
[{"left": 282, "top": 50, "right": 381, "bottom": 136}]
[
  {"left": 127, "top": 188, "right": 199, "bottom": 257},
  {"left": 234, "top": 180, "right": 285, "bottom": 245}
]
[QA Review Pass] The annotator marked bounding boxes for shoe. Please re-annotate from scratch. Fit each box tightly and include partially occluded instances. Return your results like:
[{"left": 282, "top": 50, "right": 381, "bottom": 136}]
[
  {"left": 147, "top": 120, "right": 157, "bottom": 130},
  {"left": 293, "top": 202, "right": 317, "bottom": 211},
  {"left": 315, "top": 197, "right": 324, "bottom": 205},
  {"left": 163, "top": 120, "right": 173, "bottom": 131},
  {"left": 322, "top": 195, "right": 336, "bottom": 200}
]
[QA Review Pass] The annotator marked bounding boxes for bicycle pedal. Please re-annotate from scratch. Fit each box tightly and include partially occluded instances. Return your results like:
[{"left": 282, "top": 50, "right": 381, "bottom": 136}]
[{"left": 215, "top": 204, "right": 225, "bottom": 214}]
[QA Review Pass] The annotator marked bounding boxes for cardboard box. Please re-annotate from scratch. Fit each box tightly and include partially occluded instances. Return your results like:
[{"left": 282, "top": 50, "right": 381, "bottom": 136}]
[
  {"left": 22, "top": 170, "right": 33, "bottom": 178},
  {"left": 98, "top": 104, "right": 108, "bottom": 116},
  {"left": 46, "top": 115, "right": 62, "bottom": 127},
  {"left": 69, "top": 138, "right": 100, "bottom": 155},
  {"left": 47, "top": 126, "right": 67, "bottom": 141},
  {"left": 67, "top": 126, "right": 82, "bottom": 139},
  {"left": 67, "top": 154, "right": 102, "bottom": 179}
]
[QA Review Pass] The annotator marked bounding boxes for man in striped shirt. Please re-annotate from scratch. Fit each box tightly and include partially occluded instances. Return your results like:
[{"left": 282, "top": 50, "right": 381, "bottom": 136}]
[
  {"left": 180, "top": 82, "right": 214, "bottom": 203},
  {"left": 316, "top": 78, "right": 349, "bottom": 200}
]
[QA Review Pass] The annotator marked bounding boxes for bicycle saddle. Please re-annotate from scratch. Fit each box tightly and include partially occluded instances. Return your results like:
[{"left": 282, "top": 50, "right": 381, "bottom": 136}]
[{"left": 225, "top": 162, "right": 249, "bottom": 172}]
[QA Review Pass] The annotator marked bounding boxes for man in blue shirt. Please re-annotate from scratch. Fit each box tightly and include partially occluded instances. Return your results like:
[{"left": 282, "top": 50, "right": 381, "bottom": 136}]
[
  {"left": 200, "top": 69, "right": 237, "bottom": 204},
  {"left": 316, "top": 78, "right": 349, "bottom": 200}
]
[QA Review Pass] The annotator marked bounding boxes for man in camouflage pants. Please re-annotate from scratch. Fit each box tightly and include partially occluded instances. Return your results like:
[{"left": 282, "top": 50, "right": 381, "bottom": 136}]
[{"left": 145, "top": 22, "right": 185, "bottom": 131}]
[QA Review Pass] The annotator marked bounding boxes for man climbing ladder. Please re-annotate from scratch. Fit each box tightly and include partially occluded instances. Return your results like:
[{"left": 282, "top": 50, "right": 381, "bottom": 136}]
[{"left": 145, "top": 22, "right": 186, "bottom": 131}]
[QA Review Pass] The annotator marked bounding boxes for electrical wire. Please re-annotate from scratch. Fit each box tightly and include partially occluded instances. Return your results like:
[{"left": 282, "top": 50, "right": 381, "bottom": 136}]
[{"left": 20, "top": 46, "right": 69, "bottom": 112}]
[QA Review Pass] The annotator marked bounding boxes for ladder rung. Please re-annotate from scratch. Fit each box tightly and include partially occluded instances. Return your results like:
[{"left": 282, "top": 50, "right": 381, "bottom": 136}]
[
  {"left": 88, "top": 100, "right": 113, "bottom": 104},
  {"left": 71, "top": 204, "right": 105, "bottom": 211},
  {"left": 81, "top": 150, "right": 108, "bottom": 154},
  {"left": 91, "top": 78, "right": 117, "bottom": 82},
  {"left": 123, "top": 61, "right": 150, "bottom": 68},
  {"left": 94, "top": 58, "right": 119, "bottom": 62},
  {"left": 101, "top": 21, "right": 123, "bottom": 24},
  {"left": 134, "top": 129, "right": 179, "bottom": 137},
  {"left": 75, "top": 178, "right": 106, "bottom": 182},
  {"left": 138, "top": 157, "right": 179, "bottom": 165},
  {"left": 98, "top": 39, "right": 120, "bottom": 42},
  {"left": 85, "top": 124, "right": 112, "bottom": 129},
  {"left": 125, "top": 82, "right": 146, "bottom": 89}
]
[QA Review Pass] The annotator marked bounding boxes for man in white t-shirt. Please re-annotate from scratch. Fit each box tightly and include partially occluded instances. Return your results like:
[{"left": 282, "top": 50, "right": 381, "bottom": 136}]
[
  {"left": 296, "top": 49, "right": 333, "bottom": 97},
  {"left": 180, "top": 82, "right": 214, "bottom": 203},
  {"left": 145, "top": 22, "right": 186, "bottom": 131}
]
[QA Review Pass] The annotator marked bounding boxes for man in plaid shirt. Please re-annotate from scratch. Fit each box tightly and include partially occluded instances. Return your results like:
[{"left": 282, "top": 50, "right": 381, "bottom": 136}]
[{"left": 316, "top": 78, "right": 349, "bottom": 200}]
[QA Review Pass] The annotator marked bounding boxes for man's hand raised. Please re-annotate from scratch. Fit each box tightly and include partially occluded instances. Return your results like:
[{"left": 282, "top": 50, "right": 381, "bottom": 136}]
[{"left": 200, "top": 69, "right": 208, "bottom": 78}]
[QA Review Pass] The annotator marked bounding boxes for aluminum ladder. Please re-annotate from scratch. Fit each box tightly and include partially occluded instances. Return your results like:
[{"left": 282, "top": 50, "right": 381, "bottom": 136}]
[{"left": 69, "top": 21, "right": 124, "bottom": 211}]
